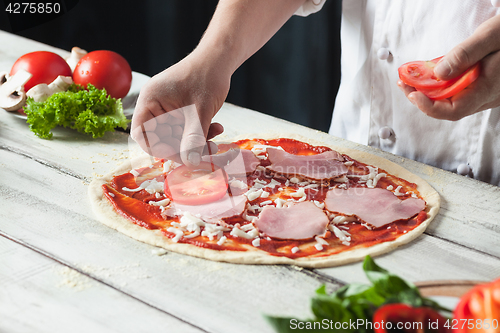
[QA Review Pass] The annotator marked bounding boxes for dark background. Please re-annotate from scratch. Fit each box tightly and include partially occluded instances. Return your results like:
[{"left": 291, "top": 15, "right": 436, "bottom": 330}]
[{"left": 0, "top": 0, "right": 342, "bottom": 133}]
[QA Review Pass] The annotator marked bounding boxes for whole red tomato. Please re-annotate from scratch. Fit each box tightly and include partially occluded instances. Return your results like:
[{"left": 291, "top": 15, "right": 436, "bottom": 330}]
[
  {"left": 453, "top": 278, "right": 500, "bottom": 332},
  {"left": 10, "top": 51, "right": 72, "bottom": 92},
  {"left": 73, "top": 50, "right": 132, "bottom": 99}
]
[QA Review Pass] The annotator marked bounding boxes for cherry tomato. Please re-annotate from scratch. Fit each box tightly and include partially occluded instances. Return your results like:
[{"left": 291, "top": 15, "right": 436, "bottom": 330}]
[
  {"left": 165, "top": 162, "right": 228, "bottom": 206},
  {"left": 373, "top": 303, "right": 450, "bottom": 333},
  {"left": 453, "top": 278, "right": 500, "bottom": 332},
  {"left": 73, "top": 50, "right": 132, "bottom": 99},
  {"left": 10, "top": 51, "right": 72, "bottom": 92},
  {"left": 398, "top": 56, "right": 480, "bottom": 100}
]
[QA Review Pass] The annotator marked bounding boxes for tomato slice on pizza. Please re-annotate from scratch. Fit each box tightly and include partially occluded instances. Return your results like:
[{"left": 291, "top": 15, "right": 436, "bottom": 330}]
[
  {"left": 89, "top": 135, "right": 439, "bottom": 268},
  {"left": 164, "top": 162, "right": 228, "bottom": 206}
]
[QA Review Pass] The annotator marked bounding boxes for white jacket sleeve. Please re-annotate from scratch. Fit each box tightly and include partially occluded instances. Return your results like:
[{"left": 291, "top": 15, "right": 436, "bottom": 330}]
[{"left": 294, "top": 0, "right": 326, "bottom": 16}]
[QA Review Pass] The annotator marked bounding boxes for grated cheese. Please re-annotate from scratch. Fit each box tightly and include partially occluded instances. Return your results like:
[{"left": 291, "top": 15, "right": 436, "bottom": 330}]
[
  {"left": 394, "top": 185, "right": 404, "bottom": 196},
  {"left": 230, "top": 179, "right": 248, "bottom": 190},
  {"left": 217, "top": 236, "right": 227, "bottom": 245},
  {"left": 149, "top": 198, "right": 171, "bottom": 207},
  {"left": 250, "top": 144, "right": 285, "bottom": 155},
  {"left": 167, "top": 227, "right": 184, "bottom": 243},
  {"left": 260, "top": 191, "right": 270, "bottom": 198},
  {"left": 275, "top": 198, "right": 286, "bottom": 208},
  {"left": 329, "top": 225, "right": 352, "bottom": 243},
  {"left": 331, "top": 215, "right": 357, "bottom": 224},
  {"left": 315, "top": 236, "right": 329, "bottom": 246},
  {"left": 230, "top": 226, "right": 257, "bottom": 239},
  {"left": 246, "top": 189, "right": 263, "bottom": 201},
  {"left": 267, "top": 179, "right": 282, "bottom": 189},
  {"left": 290, "top": 187, "right": 306, "bottom": 198}
]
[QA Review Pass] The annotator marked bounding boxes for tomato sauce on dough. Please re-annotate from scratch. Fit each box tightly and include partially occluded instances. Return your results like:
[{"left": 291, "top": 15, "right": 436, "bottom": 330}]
[{"left": 102, "top": 139, "right": 427, "bottom": 259}]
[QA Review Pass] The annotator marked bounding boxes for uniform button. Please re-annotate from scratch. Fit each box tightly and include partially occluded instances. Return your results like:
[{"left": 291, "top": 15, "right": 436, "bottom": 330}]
[
  {"left": 378, "top": 126, "right": 393, "bottom": 140},
  {"left": 491, "top": 0, "right": 500, "bottom": 7},
  {"left": 377, "top": 48, "right": 390, "bottom": 60},
  {"left": 457, "top": 163, "right": 470, "bottom": 176}
]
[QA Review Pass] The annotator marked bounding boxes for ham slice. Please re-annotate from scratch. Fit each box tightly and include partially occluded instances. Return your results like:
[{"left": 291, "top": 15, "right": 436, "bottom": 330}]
[
  {"left": 266, "top": 148, "right": 347, "bottom": 180},
  {"left": 254, "top": 201, "right": 329, "bottom": 240},
  {"left": 324, "top": 188, "right": 425, "bottom": 228},
  {"left": 165, "top": 194, "right": 247, "bottom": 223},
  {"left": 202, "top": 148, "right": 260, "bottom": 176}
]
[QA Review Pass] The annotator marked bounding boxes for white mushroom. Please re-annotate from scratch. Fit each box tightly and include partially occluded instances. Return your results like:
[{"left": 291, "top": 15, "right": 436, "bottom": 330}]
[
  {"left": 65, "top": 46, "right": 87, "bottom": 72},
  {"left": 0, "top": 70, "right": 32, "bottom": 111},
  {"left": 27, "top": 75, "right": 73, "bottom": 103}
]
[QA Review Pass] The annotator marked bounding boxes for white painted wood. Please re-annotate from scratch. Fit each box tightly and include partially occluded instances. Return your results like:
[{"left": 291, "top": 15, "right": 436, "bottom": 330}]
[{"left": 0, "top": 236, "right": 204, "bottom": 333}]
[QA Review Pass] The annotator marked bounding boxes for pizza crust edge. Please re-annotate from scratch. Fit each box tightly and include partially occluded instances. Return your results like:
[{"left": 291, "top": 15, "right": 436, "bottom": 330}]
[{"left": 88, "top": 133, "right": 440, "bottom": 268}]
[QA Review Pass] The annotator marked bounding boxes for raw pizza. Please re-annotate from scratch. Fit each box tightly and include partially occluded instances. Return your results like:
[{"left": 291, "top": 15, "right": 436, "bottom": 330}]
[{"left": 89, "top": 134, "right": 440, "bottom": 268}]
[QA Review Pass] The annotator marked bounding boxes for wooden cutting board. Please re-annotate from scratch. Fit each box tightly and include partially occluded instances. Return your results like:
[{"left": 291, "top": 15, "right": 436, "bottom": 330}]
[{"left": 415, "top": 280, "right": 485, "bottom": 297}]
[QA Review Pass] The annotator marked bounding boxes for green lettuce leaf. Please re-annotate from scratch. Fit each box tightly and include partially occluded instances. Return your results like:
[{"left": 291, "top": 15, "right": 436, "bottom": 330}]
[{"left": 24, "top": 84, "right": 129, "bottom": 139}]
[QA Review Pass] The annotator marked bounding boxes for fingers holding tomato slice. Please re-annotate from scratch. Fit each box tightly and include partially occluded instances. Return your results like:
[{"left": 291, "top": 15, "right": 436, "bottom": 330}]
[
  {"left": 399, "top": 56, "right": 481, "bottom": 100},
  {"left": 398, "top": 57, "right": 457, "bottom": 90},
  {"left": 416, "top": 62, "right": 481, "bottom": 100},
  {"left": 164, "top": 162, "right": 229, "bottom": 206}
]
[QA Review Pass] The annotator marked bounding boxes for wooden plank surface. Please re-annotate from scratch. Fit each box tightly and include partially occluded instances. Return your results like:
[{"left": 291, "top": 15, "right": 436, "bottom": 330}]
[{"left": 0, "top": 235, "right": 205, "bottom": 333}]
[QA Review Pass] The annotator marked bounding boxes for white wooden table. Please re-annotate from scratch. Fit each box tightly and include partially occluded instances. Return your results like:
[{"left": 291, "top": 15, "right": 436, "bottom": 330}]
[{"left": 1, "top": 30, "right": 500, "bottom": 333}]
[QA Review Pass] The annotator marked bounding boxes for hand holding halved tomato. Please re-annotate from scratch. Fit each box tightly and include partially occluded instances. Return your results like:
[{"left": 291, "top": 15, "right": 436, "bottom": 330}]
[
  {"left": 398, "top": 56, "right": 480, "bottom": 100},
  {"left": 398, "top": 14, "right": 500, "bottom": 121},
  {"left": 453, "top": 278, "right": 500, "bottom": 333}
]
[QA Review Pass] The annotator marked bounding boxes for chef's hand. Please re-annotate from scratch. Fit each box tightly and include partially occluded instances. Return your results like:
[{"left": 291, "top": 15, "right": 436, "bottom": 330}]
[
  {"left": 131, "top": 52, "right": 229, "bottom": 166},
  {"left": 398, "top": 14, "right": 500, "bottom": 121},
  {"left": 131, "top": 0, "right": 306, "bottom": 166}
]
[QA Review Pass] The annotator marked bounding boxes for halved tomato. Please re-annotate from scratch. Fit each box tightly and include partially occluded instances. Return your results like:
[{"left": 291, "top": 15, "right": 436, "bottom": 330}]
[
  {"left": 164, "top": 162, "right": 228, "bottom": 205},
  {"left": 398, "top": 56, "right": 481, "bottom": 100}
]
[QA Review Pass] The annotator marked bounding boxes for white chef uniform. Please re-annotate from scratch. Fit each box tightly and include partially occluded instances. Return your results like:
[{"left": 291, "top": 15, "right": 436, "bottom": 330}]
[{"left": 297, "top": 0, "right": 500, "bottom": 186}]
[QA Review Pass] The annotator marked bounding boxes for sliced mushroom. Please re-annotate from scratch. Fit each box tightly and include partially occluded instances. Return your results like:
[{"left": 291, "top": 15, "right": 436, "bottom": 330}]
[
  {"left": 0, "top": 70, "right": 32, "bottom": 112},
  {"left": 27, "top": 75, "right": 73, "bottom": 102},
  {"left": 66, "top": 46, "right": 88, "bottom": 72},
  {"left": 49, "top": 75, "right": 73, "bottom": 92}
]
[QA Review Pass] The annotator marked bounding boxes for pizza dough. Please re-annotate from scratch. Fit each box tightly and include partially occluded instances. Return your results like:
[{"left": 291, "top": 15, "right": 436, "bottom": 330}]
[{"left": 88, "top": 133, "right": 440, "bottom": 268}]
